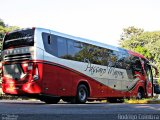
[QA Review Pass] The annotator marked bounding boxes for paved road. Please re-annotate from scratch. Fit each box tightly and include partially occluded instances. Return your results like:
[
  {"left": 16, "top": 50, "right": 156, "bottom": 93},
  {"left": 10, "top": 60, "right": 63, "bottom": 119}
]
[{"left": 0, "top": 100, "right": 160, "bottom": 120}]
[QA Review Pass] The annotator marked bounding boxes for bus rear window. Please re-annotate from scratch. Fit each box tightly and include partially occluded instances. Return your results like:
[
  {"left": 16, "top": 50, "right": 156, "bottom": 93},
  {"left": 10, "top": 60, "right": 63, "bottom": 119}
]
[{"left": 3, "top": 29, "right": 35, "bottom": 50}]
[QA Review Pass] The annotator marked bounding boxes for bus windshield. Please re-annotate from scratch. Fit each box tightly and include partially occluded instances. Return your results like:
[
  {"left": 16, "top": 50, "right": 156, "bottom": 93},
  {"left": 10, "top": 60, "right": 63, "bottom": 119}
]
[{"left": 3, "top": 29, "right": 35, "bottom": 50}]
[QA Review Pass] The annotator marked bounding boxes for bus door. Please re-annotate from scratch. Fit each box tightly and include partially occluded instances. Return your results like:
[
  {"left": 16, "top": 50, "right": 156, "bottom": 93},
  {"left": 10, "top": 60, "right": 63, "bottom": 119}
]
[{"left": 144, "top": 63, "right": 153, "bottom": 97}]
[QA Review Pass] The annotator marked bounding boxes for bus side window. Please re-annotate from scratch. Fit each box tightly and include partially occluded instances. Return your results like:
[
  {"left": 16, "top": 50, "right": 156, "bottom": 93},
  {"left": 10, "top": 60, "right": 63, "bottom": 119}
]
[
  {"left": 57, "top": 37, "right": 67, "bottom": 58},
  {"left": 67, "top": 39, "right": 75, "bottom": 59},
  {"left": 42, "top": 32, "right": 58, "bottom": 56},
  {"left": 67, "top": 39, "right": 83, "bottom": 60}
]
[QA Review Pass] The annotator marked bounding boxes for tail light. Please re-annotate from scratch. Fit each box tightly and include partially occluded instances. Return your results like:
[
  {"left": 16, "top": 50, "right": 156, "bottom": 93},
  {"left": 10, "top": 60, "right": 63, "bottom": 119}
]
[
  {"left": 33, "top": 66, "right": 39, "bottom": 81},
  {"left": 28, "top": 63, "right": 39, "bottom": 81}
]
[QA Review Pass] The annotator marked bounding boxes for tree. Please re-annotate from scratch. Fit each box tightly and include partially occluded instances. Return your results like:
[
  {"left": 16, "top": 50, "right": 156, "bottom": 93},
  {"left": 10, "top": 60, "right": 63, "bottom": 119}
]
[
  {"left": 0, "top": 18, "right": 19, "bottom": 49},
  {"left": 120, "top": 26, "right": 144, "bottom": 41},
  {"left": 120, "top": 26, "right": 160, "bottom": 79},
  {"left": 0, "top": 19, "right": 20, "bottom": 85},
  {"left": 0, "top": 19, "right": 5, "bottom": 27}
]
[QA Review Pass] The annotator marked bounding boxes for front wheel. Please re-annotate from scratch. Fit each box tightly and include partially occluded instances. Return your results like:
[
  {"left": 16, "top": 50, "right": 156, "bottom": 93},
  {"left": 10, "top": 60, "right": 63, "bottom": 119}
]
[
  {"left": 137, "top": 88, "right": 144, "bottom": 99},
  {"left": 74, "top": 84, "right": 88, "bottom": 104}
]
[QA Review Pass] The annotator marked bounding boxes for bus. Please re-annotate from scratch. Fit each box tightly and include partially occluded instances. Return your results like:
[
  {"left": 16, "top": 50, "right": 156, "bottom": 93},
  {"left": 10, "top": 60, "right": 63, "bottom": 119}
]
[{"left": 1, "top": 27, "right": 158, "bottom": 103}]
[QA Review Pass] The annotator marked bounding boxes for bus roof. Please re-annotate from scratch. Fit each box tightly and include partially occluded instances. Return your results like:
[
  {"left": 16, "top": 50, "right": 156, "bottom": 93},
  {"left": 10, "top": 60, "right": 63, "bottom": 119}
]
[
  {"left": 36, "top": 27, "right": 120, "bottom": 52},
  {"left": 6, "top": 27, "right": 147, "bottom": 59}
]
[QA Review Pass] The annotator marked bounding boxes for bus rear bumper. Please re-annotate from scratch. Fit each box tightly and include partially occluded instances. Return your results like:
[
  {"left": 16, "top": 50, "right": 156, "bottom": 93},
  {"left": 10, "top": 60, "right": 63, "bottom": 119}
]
[{"left": 2, "top": 82, "right": 41, "bottom": 95}]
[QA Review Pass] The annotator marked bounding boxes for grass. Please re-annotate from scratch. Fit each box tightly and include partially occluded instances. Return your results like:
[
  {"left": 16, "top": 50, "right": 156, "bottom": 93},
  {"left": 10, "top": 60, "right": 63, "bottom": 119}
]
[
  {"left": 101, "top": 95, "right": 160, "bottom": 104},
  {"left": 124, "top": 98, "right": 151, "bottom": 104},
  {"left": 124, "top": 98, "right": 160, "bottom": 104}
]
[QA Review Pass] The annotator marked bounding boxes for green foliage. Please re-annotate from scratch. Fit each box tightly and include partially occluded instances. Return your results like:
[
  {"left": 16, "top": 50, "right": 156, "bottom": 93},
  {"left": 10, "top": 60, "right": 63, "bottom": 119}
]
[
  {"left": 0, "top": 19, "right": 5, "bottom": 27},
  {"left": 134, "top": 45, "right": 152, "bottom": 59},
  {"left": 120, "top": 26, "right": 144, "bottom": 41},
  {"left": 0, "top": 19, "right": 20, "bottom": 85},
  {"left": 0, "top": 26, "right": 20, "bottom": 40},
  {"left": 0, "top": 18, "right": 20, "bottom": 49},
  {"left": 120, "top": 26, "right": 160, "bottom": 78},
  {"left": 158, "top": 78, "right": 160, "bottom": 85}
]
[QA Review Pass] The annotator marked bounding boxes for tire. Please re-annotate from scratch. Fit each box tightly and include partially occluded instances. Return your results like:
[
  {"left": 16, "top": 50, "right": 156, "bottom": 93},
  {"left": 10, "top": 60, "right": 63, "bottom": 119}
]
[
  {"left": 75, "top": 84, "right": 88, "bottom": 104},
  {"left": 40, "top": 97, "right": 60, "bottom": 104},
  {"left": 137, "top": 88, "right": 144, "bottom": 99}
]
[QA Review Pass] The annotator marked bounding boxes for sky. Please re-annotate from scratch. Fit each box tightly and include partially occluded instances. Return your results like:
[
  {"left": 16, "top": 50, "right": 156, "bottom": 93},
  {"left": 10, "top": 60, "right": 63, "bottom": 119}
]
[{"left": 0, "top": 0, "right": 160, "bottom": 46}]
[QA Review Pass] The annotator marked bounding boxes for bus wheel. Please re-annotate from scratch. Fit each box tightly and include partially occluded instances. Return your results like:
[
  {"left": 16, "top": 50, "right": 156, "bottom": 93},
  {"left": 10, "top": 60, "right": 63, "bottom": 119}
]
[
  {"left": 137, "top": 88, "right": 144, "bottom": 99},
  {"left": 75, "top": 84, "right": 88, "bottom": 104},
  {"left": 41, "top": 97, "right": 60, "bottom": 104}
]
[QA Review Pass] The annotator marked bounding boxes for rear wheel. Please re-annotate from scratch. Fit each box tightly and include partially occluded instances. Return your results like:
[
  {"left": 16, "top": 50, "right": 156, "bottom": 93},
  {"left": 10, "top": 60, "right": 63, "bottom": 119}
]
[{"left": 73, "top": 84, "right": 88, "bottom": 104}]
